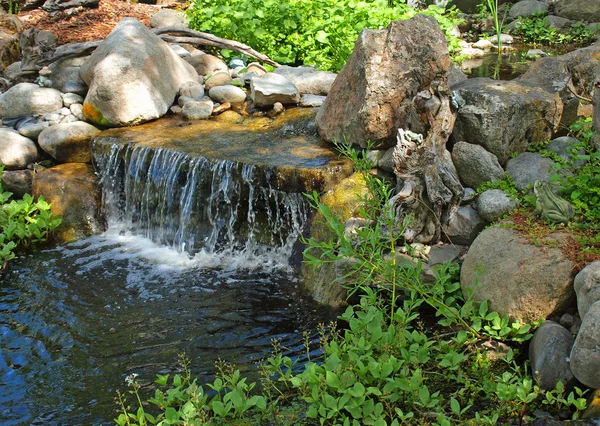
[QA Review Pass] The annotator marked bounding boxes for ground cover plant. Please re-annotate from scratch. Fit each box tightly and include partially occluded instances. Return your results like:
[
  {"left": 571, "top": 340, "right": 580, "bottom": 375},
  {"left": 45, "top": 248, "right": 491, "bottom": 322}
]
[
  {"left": 0, "top": 167, "right": 61, "bottom": 273},
  {"left": 514, "top": 13, "right": 598, "bottom": 46},
  {"left": 185, "top": 0, "right": 463, "bottom": 72},
  {"left": 115, "top": 140, "right": 591, "bottom": 425}
]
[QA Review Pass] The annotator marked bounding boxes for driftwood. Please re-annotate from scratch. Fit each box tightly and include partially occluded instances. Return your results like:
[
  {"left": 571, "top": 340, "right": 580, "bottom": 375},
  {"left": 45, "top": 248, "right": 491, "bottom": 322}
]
[
  {"left": 390, "top": 82, "right": 464, "bottom": 244},
  {"left": 18, "top": 26, "right": 279, "bottom": 74},
  {"left": 152, "top": 27, "right": 279, "bottom": 67}
]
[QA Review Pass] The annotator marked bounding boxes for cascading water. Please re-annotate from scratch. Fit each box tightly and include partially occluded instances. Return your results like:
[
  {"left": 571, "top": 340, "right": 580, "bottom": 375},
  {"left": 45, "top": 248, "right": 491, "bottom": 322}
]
[
  {"left": 95, "top": 143, "right": 310, "bottom": 270},
  {"left": 0, "top": 111, "right": 350, "bottom": 425}
]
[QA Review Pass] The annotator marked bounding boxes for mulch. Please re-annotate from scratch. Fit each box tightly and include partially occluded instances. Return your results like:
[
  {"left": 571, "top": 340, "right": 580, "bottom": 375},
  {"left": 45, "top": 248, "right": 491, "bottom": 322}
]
[{"left": 18, "top": 0, "right": 162, "bottom": 44}]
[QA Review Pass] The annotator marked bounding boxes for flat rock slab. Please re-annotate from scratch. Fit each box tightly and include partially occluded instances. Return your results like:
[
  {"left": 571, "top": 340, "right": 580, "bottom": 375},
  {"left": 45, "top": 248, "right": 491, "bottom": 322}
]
[{"left": 94, "top": 108, "right": 353, "bottom": 193}]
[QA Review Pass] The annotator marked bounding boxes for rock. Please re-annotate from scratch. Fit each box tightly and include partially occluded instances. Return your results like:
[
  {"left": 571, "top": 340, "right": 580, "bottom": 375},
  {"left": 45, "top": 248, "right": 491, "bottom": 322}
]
[
  {"left": 211, "top": 102, "right": 231, "bottom": 116},
  {"left": 182, "top": 99, "right": 213, "bottom": 120},
  {"left": 170, "top": 105, "right": 182, "bottom": 115},
  {"left": 546, "top": 15, "right": 573, "bottom": 31},
  {"left": 519, "top": 57, "right": 579, "bottom": 133},
  {"left": 70, "top": 103, "right": 85, "bottom": 121},
  {"left": 1, "top": 169, "right": 33, "bottom": 198},
  {"left": 300, "top": 94, "right": 326, "bottom": 107},
  {"left": 208, "top": 85, "right": 247, "bottom": 104},
  {"left": 442, "top": 205, "right": 486, "bottom": 245},
  {"left": 462, "top": 187, "right": 477, "bottom": 204},
  {"left": 186, "top": 53, "right": 227, "bottom": 76},
  {"left": 0, "top": 27, "right": 19, "bottom": 74},
  {"left": 2, "top": 61, "right": 21, "bottom": 81},
  {"left": 0, "top": 128, "right": 38, "bottom": 170},
  {"left": 179, "top": 80, "right": 204, "bottom": 100},
  {"left": 246, "top": 62, "right": 266, "bottom": 77},
  {"left": 18, "top": 121, "right": 50, "bottom": 140},
  {"left": 526, "top": 49, "right": 547, "bottom": 59},
  {"left": 547, "top": 136, "right": 585, "bottom": 167},
  {"left": 273, "top": 65, "right": 337, "bottom": 95},
  {"left": 61, "top": 92, "right": 84, "bottom": 107},
  {"left": 0, "top": 83, "right": 63, "bottom": 118},
  {"left": 229, "top": 58, "right": 246, "bottom": 69},
  {"left": 559, "top": 43, "right": 600, "bottom": 100},
  {"left": 509, "top": 0, "right": 549, "bottom": 19},
  {"left": 204, "top": 71, "right": 232, "bottom": 91},
  {"left": 41, "top": 0, "right": 99, "bottom": 12},
  {"left": 251, "top": 73, "right": 299, "bottom": 107},
  {"left": 301, "top": 172, "right": 367, "bottom": 306},
  {"left": 460, "top": 47, "right": 484, "bottom": 58},
  {"left": 149, "top": 9, "right": 188, "bottom": 28},
  {"left": 473, "top": 39, "right": 493, "bottom": 50},
  {"left": 62, "top": 80, "right": 88, "bottom": 97},
  {"left": 32, "top": 163, "right": 105, "bottom": 243},
  {"left": 574, "top": 261, "right": 600, "bottom": 320},
  {"left": 421, "top": 243, "right": 466, "bottom": 283},
  {"left": 476, "top": 189, "right": 518, "bottom": 222},
  {"left": 0, "top": 10, "right": 24, "bottom": 33},
  {"left": 37, "top": 121, "right": 100, "bottom": 163},
  {"left": 452, "top": 78, "right": 562, "bottom": 164},
  {"left": 529, "top": 321, "right": 576, "bottom": 391},
  {"left": 461, "top": 226, "right": 575, "bottom": 323},
  {"left": 570, "top": 300, "right": 600, "bottom": 388},
  {"left": 80, "top": 18, "right": 198, "bottom": 127},
  {"left": 317, "top": 15, "right": 451, "bottom": 149},
  {"left": 505, "top": 152, "right": 555, "bottom": 191},
  {"left": 555, "top": 0, "right": 600, "bottom": 21},
  {"left": 452, "top": 141, "right": 504, "bottom": 189},
  {"left": 178, "top": 96, "right": 194, "bottom": 107},
  {"left": 449, "top": 65, "right": 468, "bottom": 88},
  {"left": 169, "top": 44, "right": 190, "bottom": 58},
  {"left": 490, "top": 34, "right": 513, "bottom": 45}
]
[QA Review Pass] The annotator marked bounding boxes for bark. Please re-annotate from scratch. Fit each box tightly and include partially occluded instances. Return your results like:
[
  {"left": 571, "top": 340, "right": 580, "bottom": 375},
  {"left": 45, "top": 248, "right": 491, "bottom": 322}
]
[{"left": 390, "top": 83, "right": 463, "bottom": 244}]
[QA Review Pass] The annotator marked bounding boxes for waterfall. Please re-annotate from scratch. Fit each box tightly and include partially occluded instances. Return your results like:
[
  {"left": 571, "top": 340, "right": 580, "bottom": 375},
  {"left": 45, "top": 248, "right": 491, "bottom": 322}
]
[{"left": 93, "top": 143, "right": 311, "bottom": 269}]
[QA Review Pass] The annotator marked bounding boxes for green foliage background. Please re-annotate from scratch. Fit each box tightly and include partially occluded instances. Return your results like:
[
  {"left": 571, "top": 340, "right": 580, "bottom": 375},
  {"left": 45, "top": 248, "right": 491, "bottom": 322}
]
[{"left": 186, "top": 0, "right": 462, "bottom": 72}]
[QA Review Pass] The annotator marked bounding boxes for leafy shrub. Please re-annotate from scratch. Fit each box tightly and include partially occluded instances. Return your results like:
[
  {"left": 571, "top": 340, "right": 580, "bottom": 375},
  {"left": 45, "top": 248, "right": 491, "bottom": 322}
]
[
  {"left": 186, "top": 0, "right": 463, "bottom": 72},
  {"left": 0, "top": 167, "right": 61, "bottom": 272},
  {"left": 515, "top": 13, "right": 597, "bottom": 46}
]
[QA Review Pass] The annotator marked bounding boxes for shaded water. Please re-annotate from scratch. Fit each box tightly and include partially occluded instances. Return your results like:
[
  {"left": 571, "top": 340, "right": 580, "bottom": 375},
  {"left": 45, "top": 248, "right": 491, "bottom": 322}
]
[{"left": 1, "top": 111, "right": 346, "bottom": 424}]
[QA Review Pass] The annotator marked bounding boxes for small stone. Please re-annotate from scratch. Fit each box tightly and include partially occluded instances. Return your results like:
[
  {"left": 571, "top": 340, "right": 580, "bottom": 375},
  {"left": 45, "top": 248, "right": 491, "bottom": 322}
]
[
  {"left": 62, "top": 81, "right": 88, "bottom": 97},
  {"left": 43, "top": 113, "right": 61, "bottom": 122},
  {"left": 229, "top": 58, "right": 246, "bottom": 69},
  {"left": 300, "top": 94, "right": 326, "bottom": 107},
  {"left": 442, "top": 205, "right": 486, "bottom": 245},
  {"left": 18, "top": 121, "right": 50, "bottom": 140},
  {"left": 179, "top": 81, "right": 204, "bottom": 100},
  {"left": 1, "top": 169, "right": 33, "bottom": 198},
  {"left": 491, "top": 34, "right": 514, "bottom": 44},
  {"left": 61, "top": 92, "right": 84, "bottom": 107},
  {"left": 473, "top": 39, "right": 493, "bottom": 50},
  {"left": 204, "top": 72, "right": 232, "bottom": 91},
  {"left": 60, "top": 115, "right": 79, "bottom": 124},
  {"left": 0, "top": 128, "right": 38, "bottom": 170},
  {"left": 462, "top": 188, "right": 477, "bottom": 204},
  {"left": 476, "top": 189, "right": 518, "bottom": 222},
  {"left": 58, "top": 107, "right": 71, "bottom": 116},
  {"left": 149, "top": 9, "right": 188, "bottom": 28},
  {"left": 452, "top": 141, "right": 504, "bottom": 189},
  {"left": 169, "top": 44, "right": 190, "bottom": 57},
  {"left": 247, "top": 62, "right": 267, "bottom": 77},
  {"left": 170, "top": 105, "right": 182, "bottom": 114},
  {"left": 182, "top": 99, "right": 214, "bottom": 120},
  {"left": 267, "top": 102, "right": 284, "bottom": 117},
  {"left": 186, "top": 54, "right": 227, "bottom": 76},
  {"left": 251, "top": 73, "right": 300, "bottom": 107},
  {"left": 506, "top": 152, "right": 556, "bottom": 191},
  {"left": 526, "top": 49, "right": 548, "bottom": 59},
  {"left": 178, "top": 96, "right": 194, "bottom": 107},
  {"left": 460, "top": 47, "right": 485, "bottom": 58},
  {"left": 70, "top": 104, "right": 85, "bottom": 121},
  {"left": 208, "top": 85, "right": 247, "bottom": 104},
  {"left": 529, "top": 321, "right": 575, "bottom": 391},
  {"left": 212, "top": 102, "right": 231, "bottom": 115}
]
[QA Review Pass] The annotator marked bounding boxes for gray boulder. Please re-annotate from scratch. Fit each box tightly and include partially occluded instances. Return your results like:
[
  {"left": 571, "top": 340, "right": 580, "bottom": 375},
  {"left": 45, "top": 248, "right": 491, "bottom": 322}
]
[
  {"left": 505, "top": 152, "right": 556, "bottom": 191},
  {"left": 529, "top": 321, "right": 575, "bottom": 391},
  {"left": 0, "top": 83, "right": 63, "bottom": 118},
  {"left": 182, "top": 99, "right": 213, "bottom": 120},
  {"left": 547, "top": 136, "right": 586, "bottom": 167},
  {"left": 442, "top": 205, "right": 486, "bottom": 245},
  {"left": 461, "top": 226, "right": 575, "bottom": 323},
  {"left": 452, "top": 78, "right": 562, "bottom": 164},
  {"left": 273, "top": 65, "right": 337, "bottom": 95},
  {"left": 570, "top": 300, "right": 600, "bottom": 388},
  {"left": 519, "top": 57, "right": 579, "bottom": 133},
  {"left": 208, "top": 85, "right": 247, "bottom": 104},
  {"left": 251, "top": 73, "right": 299, "bottom": 107},
  {"left": 574, "top": 261, "right": 600, "bottom": 320},
  {"left": 0, "top": 128, "right": 38, "bottom": 170},
  {"left": 48, "top": 56, "right": 88, "bottom": 93},
  {"left": 38, "top": 121, "right": 101, "bottom": 163},
  {"left": 80, "top": 18, "right": 198, "bottom": 127},
  {"left": 149, "top": 9, "right": 188, "bottom": 28},
  {"left": 509, "top": 0, "right": 549, "bottom": 19},
  {"left": 18, "top": 121, "right": 50, "bottom": 140},
  {"left": 555, "top": 0, "right": 600, "bottom": 22},
  {"left": 452, "top": 141, "right": 504, "bottom": 189},
  {"left": 476, "top": 189, "right": 517, "bottom": 222},
  {"left": 179, "top": 81, "right": 204, "bottom": 100},
  {"left": 317, "top": 15, "right": 451, "bottom": 149},
  {"left": 1, "top": 169, "right": 33, "bottom": 198}
]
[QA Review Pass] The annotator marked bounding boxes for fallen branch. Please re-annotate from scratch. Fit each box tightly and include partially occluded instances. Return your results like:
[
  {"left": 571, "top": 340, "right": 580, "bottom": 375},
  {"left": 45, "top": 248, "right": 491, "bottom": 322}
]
[{"left": 153, "top": 26, "right": 280, "bottom": 67}]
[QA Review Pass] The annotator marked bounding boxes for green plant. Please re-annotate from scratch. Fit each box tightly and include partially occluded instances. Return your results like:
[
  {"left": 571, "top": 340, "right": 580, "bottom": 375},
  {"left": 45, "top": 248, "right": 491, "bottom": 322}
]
[
  {"left": 515, "top": 13, "right": 597, "bottom": 46},
  {"left": 186, "top": 0, "right": 463, "bottom": 72},
  {"left": 481, "top": 0, "right": 505, "bottom": 49},
  {"left": 0, "top": 167, "right": 61, "bottom": 272}
]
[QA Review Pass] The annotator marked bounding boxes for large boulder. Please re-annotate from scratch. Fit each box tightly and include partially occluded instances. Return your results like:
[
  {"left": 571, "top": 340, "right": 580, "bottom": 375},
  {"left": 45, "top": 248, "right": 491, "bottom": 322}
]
[
  {"left": 0, "top": 83, "right": 63, "bottom": 118},
  {"left": 32, "top": 163, "right": 105, "bottom": 243},
  {"left": 555, "top": 0, "right": 600, "bottom": 22},
  {"left": 37, "top": 121, "right": 101, "bottom": 163},
  {"left": 0, "top": 128, "right": 38, "bottom": 170},
  {"left": 80, "top": 18, "right": 198, "bottom": 127},
  {"left": 316, "top": 15, "right": 451, "bottom": 149},
  {"left": 461, "top": 226, "right": 575, "bottom": 323},
  {"left": 452, "top": 78, "right": 562, "bottom": 164},
  {"left": 519, "top": 57, "right": 580, "bottom": 133}
]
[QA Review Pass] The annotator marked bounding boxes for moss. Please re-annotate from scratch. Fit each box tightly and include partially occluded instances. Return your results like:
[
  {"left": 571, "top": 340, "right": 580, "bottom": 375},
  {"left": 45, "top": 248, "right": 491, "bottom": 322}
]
[{"left": 82, "top": 102, "right": 110, "bottom": 126}]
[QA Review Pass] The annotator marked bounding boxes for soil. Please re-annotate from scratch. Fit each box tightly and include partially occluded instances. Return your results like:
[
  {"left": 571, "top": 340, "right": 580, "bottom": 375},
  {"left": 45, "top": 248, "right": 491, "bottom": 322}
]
[{"left": 18, "top": 0, "right": 165, "bottom": 45}]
